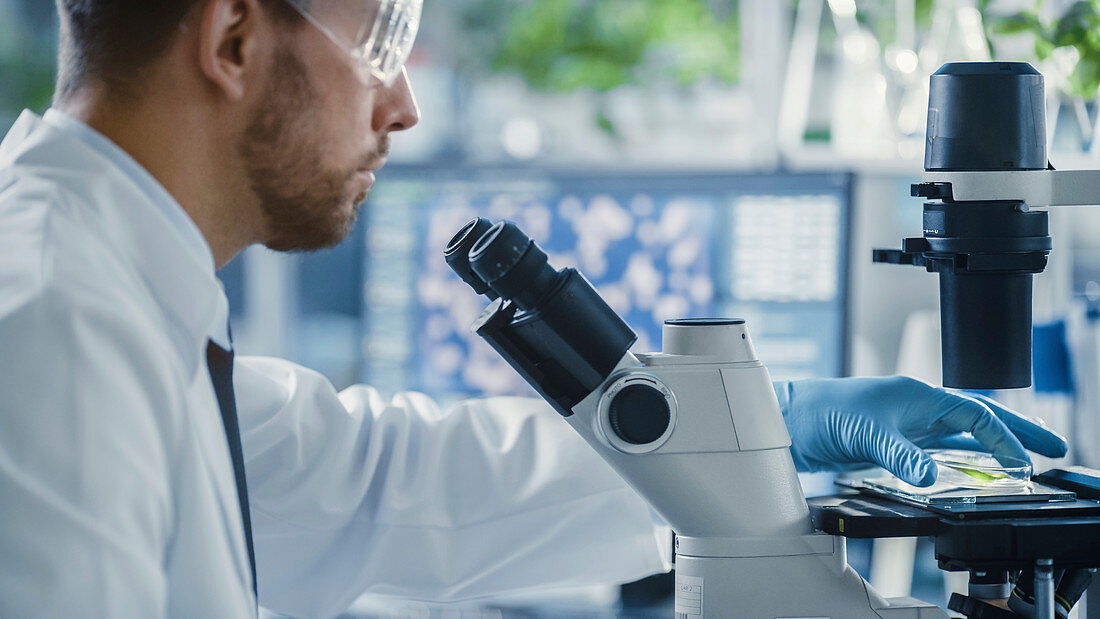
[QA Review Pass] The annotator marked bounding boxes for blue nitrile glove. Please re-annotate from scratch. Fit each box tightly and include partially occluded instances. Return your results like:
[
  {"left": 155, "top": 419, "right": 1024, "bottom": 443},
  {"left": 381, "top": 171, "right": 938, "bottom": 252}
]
[{"left": 775, "top": 376, "right": 1069, "bottom": 487}]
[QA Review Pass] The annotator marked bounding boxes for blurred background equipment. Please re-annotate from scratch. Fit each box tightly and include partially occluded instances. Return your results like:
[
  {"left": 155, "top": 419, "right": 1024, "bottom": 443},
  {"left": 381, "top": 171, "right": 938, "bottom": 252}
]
[{"left": 6, "top": 0, "right": 1100, "bottom": 616}]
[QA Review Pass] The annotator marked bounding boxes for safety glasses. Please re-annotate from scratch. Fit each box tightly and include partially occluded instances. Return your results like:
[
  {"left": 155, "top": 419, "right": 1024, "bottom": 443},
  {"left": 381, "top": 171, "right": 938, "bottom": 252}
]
[{"left": 282, "top": 0, "right": 422, "bottom": 87}]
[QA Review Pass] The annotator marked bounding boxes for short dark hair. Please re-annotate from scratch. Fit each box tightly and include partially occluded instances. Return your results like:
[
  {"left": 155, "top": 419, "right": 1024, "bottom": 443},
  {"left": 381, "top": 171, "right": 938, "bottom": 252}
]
[{"left": 54, "top": 0, "right": 301, "bottom": 102}]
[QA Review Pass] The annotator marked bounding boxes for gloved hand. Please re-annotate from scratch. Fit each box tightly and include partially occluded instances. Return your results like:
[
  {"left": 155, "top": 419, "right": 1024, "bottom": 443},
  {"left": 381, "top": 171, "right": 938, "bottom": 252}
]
[{"left": 775, "top": 376, "right": 1069, "bottom": 487}]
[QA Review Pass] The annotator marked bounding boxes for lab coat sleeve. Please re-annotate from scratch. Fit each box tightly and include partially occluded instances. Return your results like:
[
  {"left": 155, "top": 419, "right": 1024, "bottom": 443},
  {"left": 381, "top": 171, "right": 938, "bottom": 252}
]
[
  {"left": 234, "top": 356, "right": 671, "bottom": 619},
  {"left": 0, "top": 289, "right": 178, "bottom": 618}
]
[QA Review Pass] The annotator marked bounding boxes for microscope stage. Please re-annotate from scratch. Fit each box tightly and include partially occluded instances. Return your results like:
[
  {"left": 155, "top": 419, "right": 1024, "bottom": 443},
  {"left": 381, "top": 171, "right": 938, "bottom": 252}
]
[{"left": 808, "top": 492, "right": 1100, "bottom": 571}]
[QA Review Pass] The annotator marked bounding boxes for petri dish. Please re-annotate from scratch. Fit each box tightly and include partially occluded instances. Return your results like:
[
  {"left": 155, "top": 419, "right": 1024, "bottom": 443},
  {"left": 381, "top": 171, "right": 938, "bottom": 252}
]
[{"left": 929, "top": 449, "right": 1031, "bottom": 491}]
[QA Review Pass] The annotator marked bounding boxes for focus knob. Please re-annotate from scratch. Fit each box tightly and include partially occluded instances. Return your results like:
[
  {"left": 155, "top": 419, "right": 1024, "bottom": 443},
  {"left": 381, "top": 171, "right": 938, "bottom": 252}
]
[{"left": 608, "top": 384, "right": 671, "bottom": 445}]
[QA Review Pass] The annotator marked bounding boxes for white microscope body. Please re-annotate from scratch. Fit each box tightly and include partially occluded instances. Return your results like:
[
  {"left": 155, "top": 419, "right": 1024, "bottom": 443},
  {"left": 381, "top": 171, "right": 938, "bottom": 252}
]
[
  {"left": 567, "top": 320, "right": 942, "bottom": 618},
  {"left": 444, "top": 219, "right": 945, "bottom": 618}
]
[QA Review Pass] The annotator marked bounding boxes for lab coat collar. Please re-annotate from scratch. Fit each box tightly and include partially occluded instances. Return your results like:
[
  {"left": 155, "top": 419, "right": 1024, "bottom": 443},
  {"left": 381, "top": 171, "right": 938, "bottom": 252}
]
[
  {"left": 42, "top": 110, "right": 216, "bottom": 272},
  {"left": 0, "top": 110, "right": 231, "bottom": 361}
]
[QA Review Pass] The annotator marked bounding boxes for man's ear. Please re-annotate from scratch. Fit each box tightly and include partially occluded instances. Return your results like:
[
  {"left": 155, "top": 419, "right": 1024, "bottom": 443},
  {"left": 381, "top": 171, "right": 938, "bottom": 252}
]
[{"left": 197, "top": 0, "right": 264, "bottom": 101}]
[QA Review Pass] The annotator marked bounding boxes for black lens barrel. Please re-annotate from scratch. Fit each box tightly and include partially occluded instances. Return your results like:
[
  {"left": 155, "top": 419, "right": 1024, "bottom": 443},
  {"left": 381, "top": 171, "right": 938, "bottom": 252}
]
[
  {"left": 940, "top": 272, "right": 1033, "bottom": 389},
  {"left": 921, "top": 201, "right": 1050, "bottom": 389}
]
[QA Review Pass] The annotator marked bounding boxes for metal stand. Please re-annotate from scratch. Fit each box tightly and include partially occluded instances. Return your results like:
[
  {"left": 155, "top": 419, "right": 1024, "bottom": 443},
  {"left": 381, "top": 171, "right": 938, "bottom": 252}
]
[
  {"left": 1035, "top": 559, "right": 1054, "bottom": 619},
  {"left": 672, "top": 534, "right": 946, "bottom": 618}
]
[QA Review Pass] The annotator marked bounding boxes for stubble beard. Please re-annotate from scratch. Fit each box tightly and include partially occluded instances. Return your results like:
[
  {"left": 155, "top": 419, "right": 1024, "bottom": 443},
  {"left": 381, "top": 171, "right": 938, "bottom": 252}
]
[{"left": 237, "top": 47, "right": 371, "bottom": 252}]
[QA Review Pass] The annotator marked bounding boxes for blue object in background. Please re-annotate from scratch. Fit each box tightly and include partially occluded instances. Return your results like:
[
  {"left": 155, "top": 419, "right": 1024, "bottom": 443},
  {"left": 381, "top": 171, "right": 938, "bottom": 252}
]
[{"left": 1033, "top": 319, "right": 1073, "bottom": 394}]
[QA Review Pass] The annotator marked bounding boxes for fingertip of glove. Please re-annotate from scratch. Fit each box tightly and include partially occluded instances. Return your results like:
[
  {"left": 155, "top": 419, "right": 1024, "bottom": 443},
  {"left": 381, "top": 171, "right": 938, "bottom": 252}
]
[
  {"left": 908, "top": 460, "right": 938, "bottom": 488},
  {"left": 1042, "top": 436, "right": 1069, "bottom": 458}
]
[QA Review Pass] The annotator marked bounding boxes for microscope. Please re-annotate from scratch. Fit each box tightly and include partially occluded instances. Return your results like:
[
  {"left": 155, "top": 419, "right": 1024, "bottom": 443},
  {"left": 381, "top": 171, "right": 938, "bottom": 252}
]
[
  {"left": 444, "top": 63, "right": 1100, "bottom": 618},
  {"left": 445, "top": 219, "right": 945, "bottom": 617}
]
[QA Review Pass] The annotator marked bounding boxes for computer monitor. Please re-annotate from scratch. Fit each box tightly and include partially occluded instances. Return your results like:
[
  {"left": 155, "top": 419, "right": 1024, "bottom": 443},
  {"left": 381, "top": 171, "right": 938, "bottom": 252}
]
[{"left": 360, "top": 168, "right": 852, "bottom": 403}]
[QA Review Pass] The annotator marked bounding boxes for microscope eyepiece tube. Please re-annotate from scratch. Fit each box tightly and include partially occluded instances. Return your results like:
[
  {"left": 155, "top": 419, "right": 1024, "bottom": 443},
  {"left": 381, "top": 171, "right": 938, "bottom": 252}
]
[
  {"left": 447, "top": 219, "right": 638, "bottom": 415},
  {"left": 443, "top": 217, "right": 497, "bottom": 299},
  {"left": 469, "top": 221, "right": 561, "bottom": 310}
]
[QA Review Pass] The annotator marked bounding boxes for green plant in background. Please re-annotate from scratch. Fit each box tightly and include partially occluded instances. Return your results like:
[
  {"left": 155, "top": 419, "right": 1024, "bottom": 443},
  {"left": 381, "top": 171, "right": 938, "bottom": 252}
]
[
  {"left": 461, "top": 0, "right": 739, "bottom": 134},
  {"left": 493, "top": 0, "right": 739, "bottom": 91},
  {"left": 985, "top": 0, "right": 1100, "bottom": 98}
]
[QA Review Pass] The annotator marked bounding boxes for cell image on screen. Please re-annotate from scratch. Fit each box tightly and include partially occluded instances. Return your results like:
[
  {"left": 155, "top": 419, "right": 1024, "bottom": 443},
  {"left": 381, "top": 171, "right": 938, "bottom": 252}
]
[{"left": 360, "top": 169, "right": 850, "bottom": 402}]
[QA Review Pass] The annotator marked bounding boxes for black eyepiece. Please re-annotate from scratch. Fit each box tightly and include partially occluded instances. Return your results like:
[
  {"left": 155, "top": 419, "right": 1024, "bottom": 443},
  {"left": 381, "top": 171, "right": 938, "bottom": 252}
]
[
  {"left": 469, "top": 221, "right": 560, "bottom": 310},
  {"left": 444, "top": 217, "right": 496, "bottom": 298},
  {"left": 469, "top": 222, "right": 529, "bottom": 281},
  {"left": 445, "top": 218, "right": 639, "bottom": 415}
]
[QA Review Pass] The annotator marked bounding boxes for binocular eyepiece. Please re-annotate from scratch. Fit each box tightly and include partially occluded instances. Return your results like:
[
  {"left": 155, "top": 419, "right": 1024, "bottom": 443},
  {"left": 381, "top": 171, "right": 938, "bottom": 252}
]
[
  {"left": 443, "top": 217, "right": 496, "bottom": 298},
  {"left": 443, "top": 218, "right": 637, "bottom": 415},
  {"left": 445, "top": 219, "right": 564, "bottom": 311}
]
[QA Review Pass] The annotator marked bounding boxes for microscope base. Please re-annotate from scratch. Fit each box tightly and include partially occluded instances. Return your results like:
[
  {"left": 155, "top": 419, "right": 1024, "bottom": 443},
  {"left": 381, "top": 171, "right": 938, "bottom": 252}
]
[{"left": 674, "top": 534, "right": 946, "bottom": 618}]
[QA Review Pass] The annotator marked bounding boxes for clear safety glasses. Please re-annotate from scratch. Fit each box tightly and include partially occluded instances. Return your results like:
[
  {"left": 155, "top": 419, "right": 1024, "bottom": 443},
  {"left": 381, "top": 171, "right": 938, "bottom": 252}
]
[{"left": 282, "top": 0, "right": 422, "bottom": 87}]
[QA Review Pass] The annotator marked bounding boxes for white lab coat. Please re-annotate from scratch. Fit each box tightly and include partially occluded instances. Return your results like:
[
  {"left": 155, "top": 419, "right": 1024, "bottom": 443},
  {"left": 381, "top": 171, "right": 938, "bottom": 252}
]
[{"left": 0, "top": 111, "right": 669, "bottom": 618}]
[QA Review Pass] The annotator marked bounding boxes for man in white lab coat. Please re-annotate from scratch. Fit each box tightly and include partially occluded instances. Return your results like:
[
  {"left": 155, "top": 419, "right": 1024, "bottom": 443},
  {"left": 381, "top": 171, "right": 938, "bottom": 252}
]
[{"left": 0, "top": 1, "right": 1070, "bottom": 618}]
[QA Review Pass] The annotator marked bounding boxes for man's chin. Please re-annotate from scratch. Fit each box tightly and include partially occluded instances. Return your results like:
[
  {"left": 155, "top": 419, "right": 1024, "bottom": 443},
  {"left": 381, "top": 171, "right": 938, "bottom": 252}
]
[{"left": 264, "top": 214, "right": 358, "bottom": 252}]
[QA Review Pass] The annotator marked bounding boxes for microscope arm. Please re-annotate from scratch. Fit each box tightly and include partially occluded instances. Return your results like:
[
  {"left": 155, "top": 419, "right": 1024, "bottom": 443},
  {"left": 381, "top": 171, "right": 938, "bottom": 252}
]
[{"left": 921, "top": 169, "right": 1100, "bottom": 207}]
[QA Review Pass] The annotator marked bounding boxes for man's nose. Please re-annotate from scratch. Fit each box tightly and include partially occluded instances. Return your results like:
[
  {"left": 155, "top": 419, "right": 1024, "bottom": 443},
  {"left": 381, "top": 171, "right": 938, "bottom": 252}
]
[{"left": 373, "top": 67, "right": 420, "bottom": 133}]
